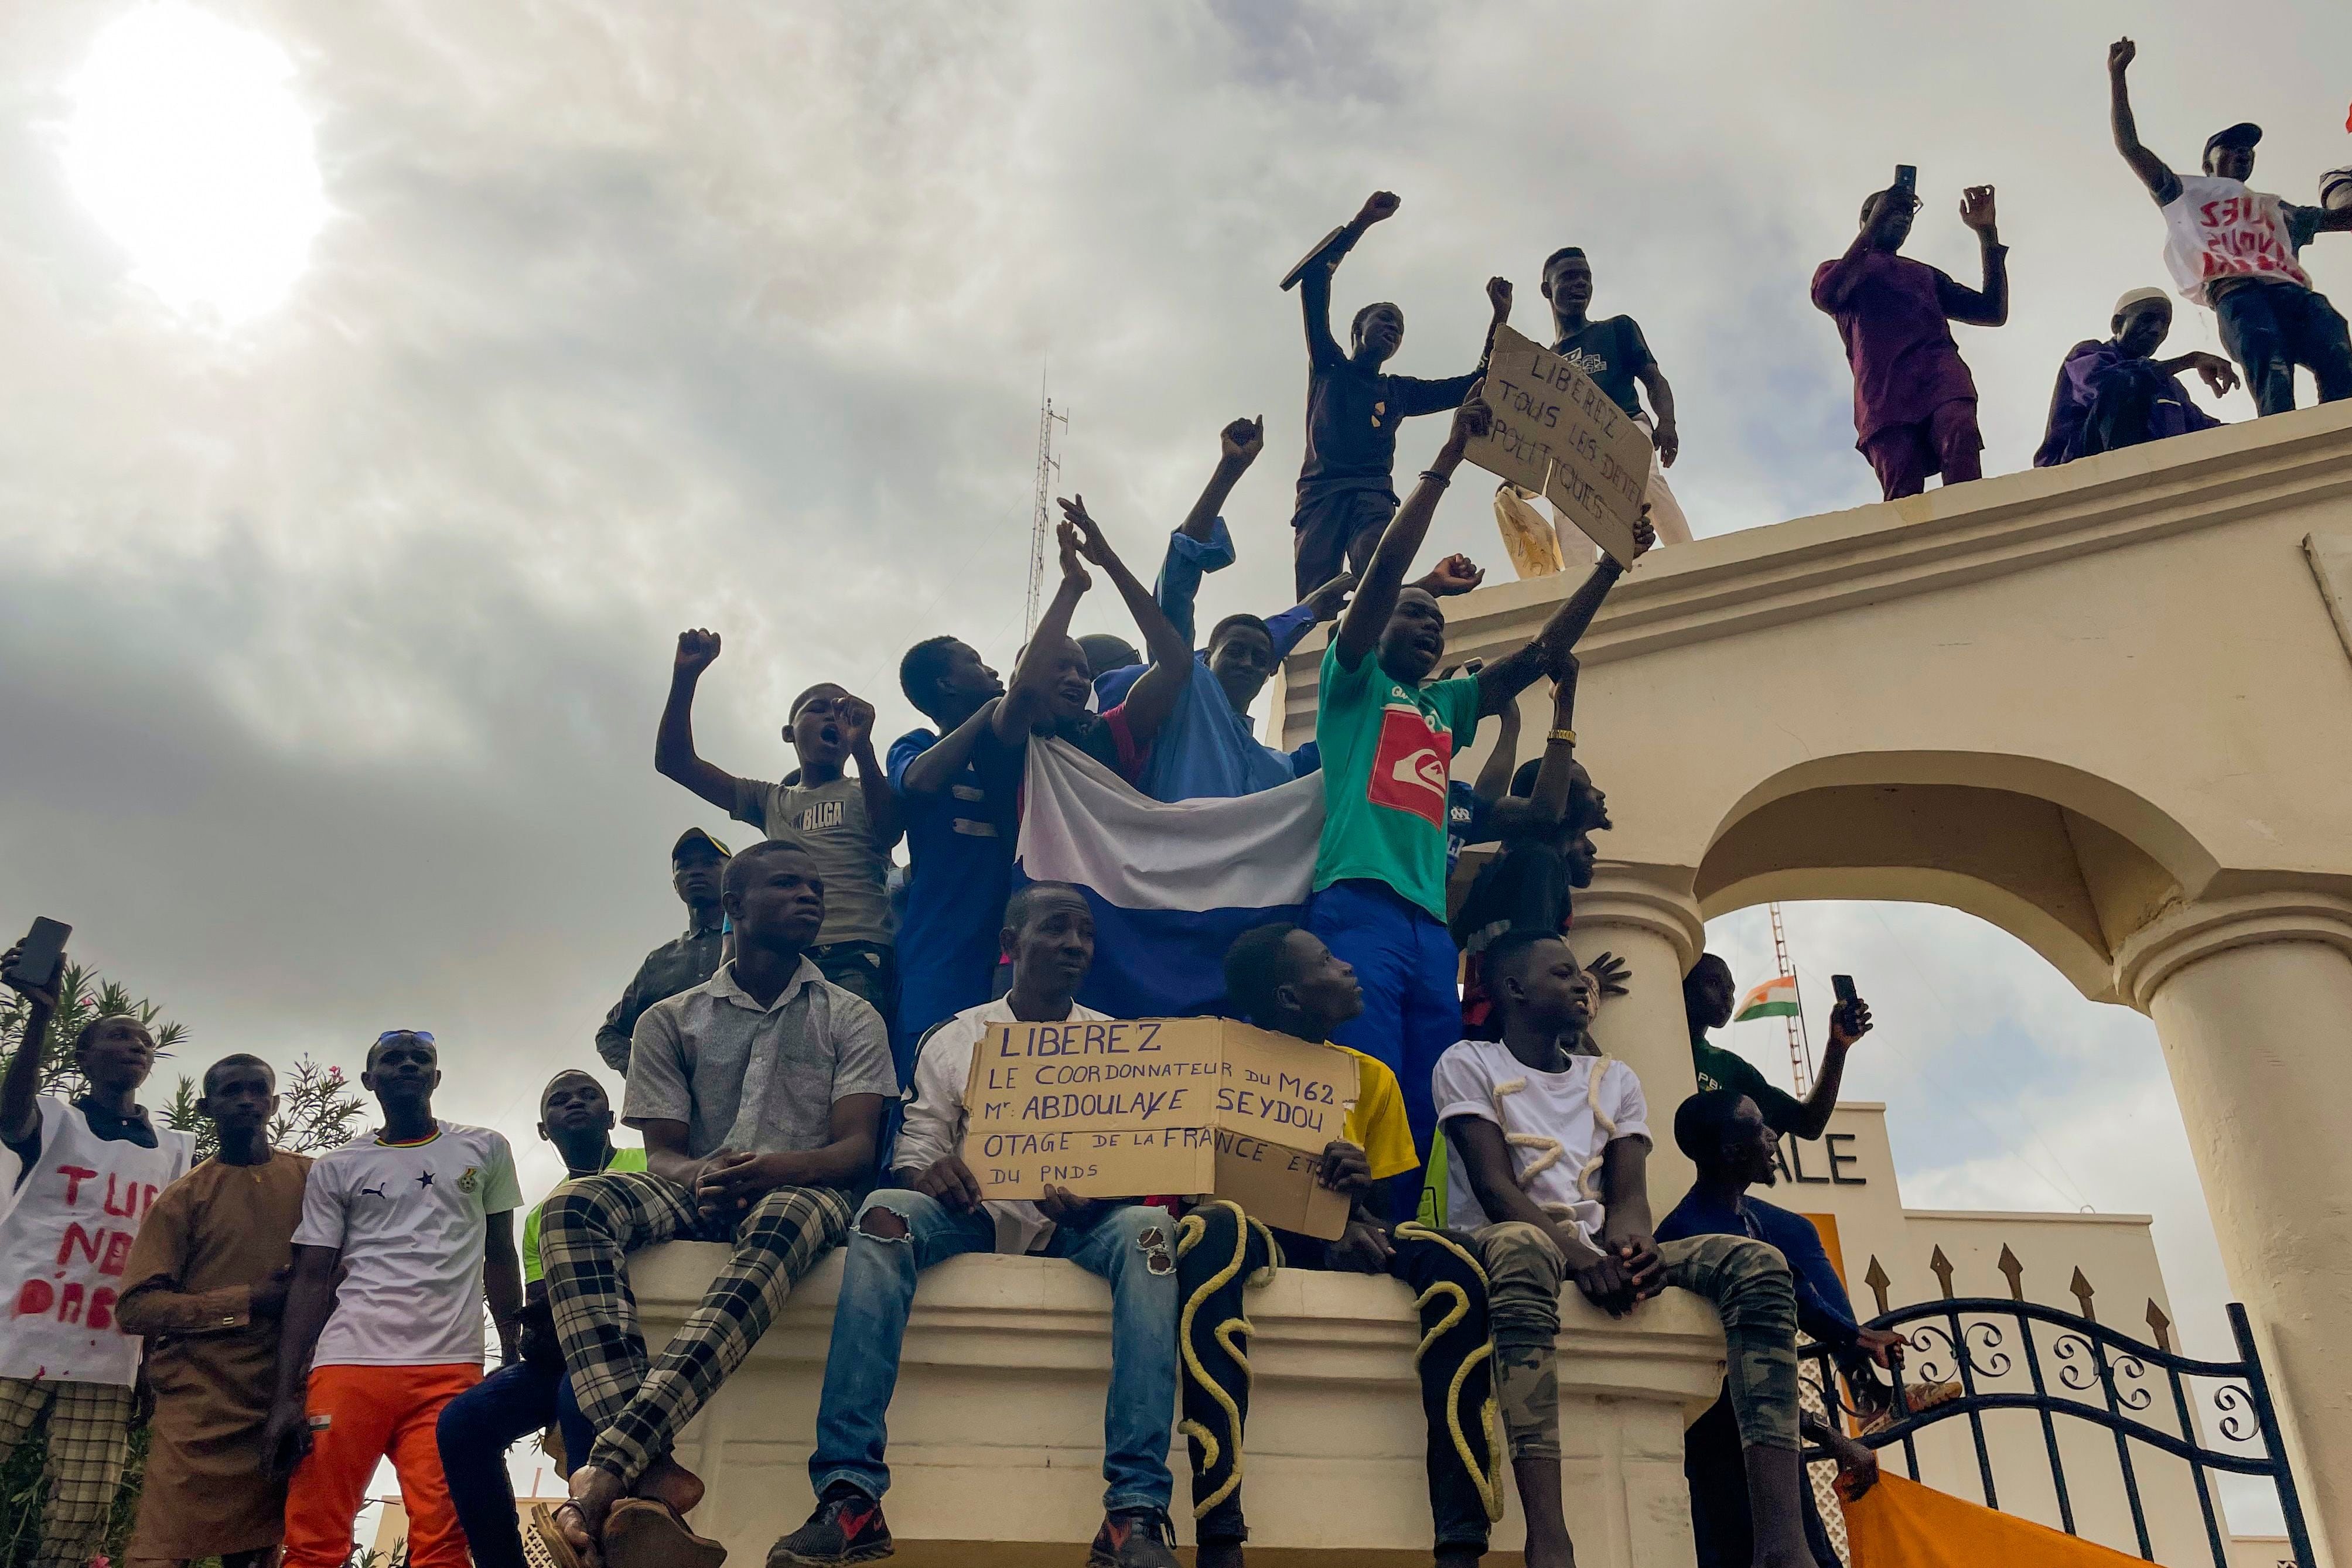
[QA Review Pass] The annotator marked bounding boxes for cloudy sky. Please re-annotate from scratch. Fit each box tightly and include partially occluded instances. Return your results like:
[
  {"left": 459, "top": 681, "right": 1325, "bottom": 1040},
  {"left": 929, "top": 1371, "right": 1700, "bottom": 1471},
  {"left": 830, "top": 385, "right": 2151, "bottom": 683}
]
[{"left": 4, "top": 0, "right": 2346, "bottom": 1528}]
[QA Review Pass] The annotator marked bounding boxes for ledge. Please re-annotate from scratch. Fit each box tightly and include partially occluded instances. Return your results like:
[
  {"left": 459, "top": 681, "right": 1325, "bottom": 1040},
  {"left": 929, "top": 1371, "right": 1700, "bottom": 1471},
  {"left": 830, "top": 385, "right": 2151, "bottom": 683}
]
[
  {"left": 1279, "top": 398, "right": 2352, "bottom": 739},
  {"left": 624, "top": 1238, "right": 1731, "bottom": 1561}
]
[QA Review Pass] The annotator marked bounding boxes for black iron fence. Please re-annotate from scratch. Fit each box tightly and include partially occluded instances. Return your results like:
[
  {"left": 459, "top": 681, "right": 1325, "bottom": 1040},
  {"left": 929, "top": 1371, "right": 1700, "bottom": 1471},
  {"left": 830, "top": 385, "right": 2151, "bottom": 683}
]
[{"left": 1800, "top": 1298, "right": 2312, "bottom": 1568}]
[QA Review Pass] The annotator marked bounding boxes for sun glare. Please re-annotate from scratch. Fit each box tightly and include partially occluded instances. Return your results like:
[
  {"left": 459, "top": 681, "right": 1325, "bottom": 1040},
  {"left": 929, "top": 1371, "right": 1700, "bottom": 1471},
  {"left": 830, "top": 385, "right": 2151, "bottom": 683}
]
[{"left": 61, "top": 2, "right": 326, "bottom": 323}]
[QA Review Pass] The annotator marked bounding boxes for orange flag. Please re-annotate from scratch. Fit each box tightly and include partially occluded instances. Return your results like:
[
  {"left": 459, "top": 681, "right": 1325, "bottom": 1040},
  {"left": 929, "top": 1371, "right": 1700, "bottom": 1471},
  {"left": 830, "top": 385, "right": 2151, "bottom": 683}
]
[{"left": 1845, "top": 1474, "right": 2153, "bottom": 1568}]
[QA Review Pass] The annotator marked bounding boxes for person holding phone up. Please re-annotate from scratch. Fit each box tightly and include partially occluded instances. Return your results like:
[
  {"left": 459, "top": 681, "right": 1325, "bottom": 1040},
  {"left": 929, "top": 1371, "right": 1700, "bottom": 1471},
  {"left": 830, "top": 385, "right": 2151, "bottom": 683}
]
[
  {"left": 1681, "top": 954, "right": 1873, "bottom": 1141},
  {"left": 1812, "top": 169, "right": 2010, "bottom": 501},
  {"left": 0, "top": 924, "right": 196, "bottom": 1568}
]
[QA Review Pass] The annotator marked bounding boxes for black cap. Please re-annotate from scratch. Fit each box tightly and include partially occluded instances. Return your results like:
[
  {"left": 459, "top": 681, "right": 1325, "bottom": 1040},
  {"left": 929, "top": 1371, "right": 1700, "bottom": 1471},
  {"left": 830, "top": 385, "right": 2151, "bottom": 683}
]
[
  {"left": 672, "top": 827, "right": 731, "bottom": 863},
  {"left": 2204, "top": 122, "right": 2262, "bottom": 160}
]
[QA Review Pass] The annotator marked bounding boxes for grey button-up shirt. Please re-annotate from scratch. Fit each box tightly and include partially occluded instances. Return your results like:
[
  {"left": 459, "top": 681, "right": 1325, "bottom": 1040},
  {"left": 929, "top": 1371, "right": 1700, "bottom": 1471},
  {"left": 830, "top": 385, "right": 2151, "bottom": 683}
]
[{"left": 624, "top": 957, "right": 897, "bottom": 1160}]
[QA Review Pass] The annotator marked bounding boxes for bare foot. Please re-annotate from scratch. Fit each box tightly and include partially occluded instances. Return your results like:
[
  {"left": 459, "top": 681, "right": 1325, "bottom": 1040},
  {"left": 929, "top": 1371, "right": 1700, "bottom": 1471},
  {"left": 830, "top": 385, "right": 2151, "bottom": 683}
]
[
  {"left": 566, "top": 1465, "right": 627, "bottom": 1556},
  {"left": 636, "top": 1456, "right": 706, "bottom": 1517}
]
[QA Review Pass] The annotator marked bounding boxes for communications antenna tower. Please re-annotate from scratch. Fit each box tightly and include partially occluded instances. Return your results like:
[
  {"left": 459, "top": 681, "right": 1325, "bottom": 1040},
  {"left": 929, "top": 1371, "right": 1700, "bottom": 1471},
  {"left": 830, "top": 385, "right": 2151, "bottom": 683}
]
[
  {"left": 1767, "top": 901, "right": 1817, "bottom": 1094},
  {"left": 1026, "top": 371, "right": 1068, "bottom": 638}
]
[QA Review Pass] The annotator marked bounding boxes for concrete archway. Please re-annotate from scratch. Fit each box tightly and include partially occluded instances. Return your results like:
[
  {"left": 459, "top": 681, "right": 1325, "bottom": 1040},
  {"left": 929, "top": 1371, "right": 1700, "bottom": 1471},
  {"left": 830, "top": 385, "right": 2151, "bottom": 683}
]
[
  {"left": 1276, "top": 399, "right": 2352, "bottom": 1562},
  {"left": 1694, "top": 751, "right": 2213, "bottom": 1002}
]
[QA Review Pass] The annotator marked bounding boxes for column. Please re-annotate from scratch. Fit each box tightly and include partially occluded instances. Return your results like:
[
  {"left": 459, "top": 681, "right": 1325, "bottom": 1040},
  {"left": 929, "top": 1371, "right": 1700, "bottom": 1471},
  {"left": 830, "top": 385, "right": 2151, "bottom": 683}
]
[
  {"left": 1572, "top": 863, "right": 1708, "bottom": 1204},
  {"left": 2117, "top": 891, "right": 2352, "bottom": 1568}
]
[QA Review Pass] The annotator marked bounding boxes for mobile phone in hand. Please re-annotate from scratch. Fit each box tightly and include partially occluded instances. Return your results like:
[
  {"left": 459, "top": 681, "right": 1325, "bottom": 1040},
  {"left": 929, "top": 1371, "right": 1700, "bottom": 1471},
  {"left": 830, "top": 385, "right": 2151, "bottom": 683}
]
[
  {"left": 1831, "top": 973, "right": 1858, "bottom": 1005},
  {"left": 3, "top": 918, "right": 71, "bottom": 993},
  {"left": 1892, "top": 165, "right": 1917, "bottom": 196}
]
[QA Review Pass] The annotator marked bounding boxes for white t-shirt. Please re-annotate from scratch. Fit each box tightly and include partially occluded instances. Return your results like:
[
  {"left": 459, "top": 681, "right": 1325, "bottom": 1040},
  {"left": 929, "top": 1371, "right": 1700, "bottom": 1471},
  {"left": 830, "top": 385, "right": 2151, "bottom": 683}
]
[
  {"left": 897, "top": 997, "right": 1113, "bottom": 1258},
  {"left": 0, "top": 1098, "right": 193, "bottom": 1385},
  {"left": 1430, "top": 1041, "right": 1649, "bottom": 1245},
  {"left": 2162, "top": 174, "right": 2315, "bottom": 306},
  {"left": 291, "top": 1121, "right": 523, "bottom": 1368}
]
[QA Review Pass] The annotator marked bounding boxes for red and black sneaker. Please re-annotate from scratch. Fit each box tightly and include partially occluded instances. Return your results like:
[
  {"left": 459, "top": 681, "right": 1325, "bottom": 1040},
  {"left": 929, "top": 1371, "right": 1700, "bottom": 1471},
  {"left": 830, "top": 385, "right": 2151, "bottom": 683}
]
[
  {"left": 769, "top": 1483, "right": 893, "bottom": 1566},
  {"left": 1085, "top": 1508, "right": 1180, "bottom": 1568}
]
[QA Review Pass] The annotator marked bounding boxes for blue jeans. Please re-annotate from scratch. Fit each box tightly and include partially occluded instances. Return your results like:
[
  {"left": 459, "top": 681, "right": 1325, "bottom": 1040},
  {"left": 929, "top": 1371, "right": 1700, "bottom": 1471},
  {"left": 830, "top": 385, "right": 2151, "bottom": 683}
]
[
  {"left": 807, "top": 1190, "right": 1179, "bottom": 1514},
  {"left": 1308, "top": 879, "right": 1461, "bottom": 1221},
  {"left": 436, "top": 1359, "right": 598, "bottom": 1568}
]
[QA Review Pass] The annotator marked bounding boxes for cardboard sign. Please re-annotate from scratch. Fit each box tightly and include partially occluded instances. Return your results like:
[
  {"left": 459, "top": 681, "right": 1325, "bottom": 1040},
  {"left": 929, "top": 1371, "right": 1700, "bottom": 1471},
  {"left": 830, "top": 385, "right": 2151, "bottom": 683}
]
[
  {"left": 1463, "top": 324, "right": 1653, "bottom": 566},
  {"left": 961, "top": 1017, "right": 1358, "bottom": 1239}
]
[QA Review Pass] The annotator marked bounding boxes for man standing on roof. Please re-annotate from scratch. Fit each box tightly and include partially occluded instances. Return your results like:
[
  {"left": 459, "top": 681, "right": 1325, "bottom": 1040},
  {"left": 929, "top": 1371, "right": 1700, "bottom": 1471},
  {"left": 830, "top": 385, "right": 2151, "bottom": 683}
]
[
  {"left": 1286, "top": 190, "right": 1511, "bottom": 597},
  {"left": 2108, "top": 37, "right": 2352, "bottom": 414},
  {"left": 1812, "top": 176, "right": 2008, "bottom": 500}
]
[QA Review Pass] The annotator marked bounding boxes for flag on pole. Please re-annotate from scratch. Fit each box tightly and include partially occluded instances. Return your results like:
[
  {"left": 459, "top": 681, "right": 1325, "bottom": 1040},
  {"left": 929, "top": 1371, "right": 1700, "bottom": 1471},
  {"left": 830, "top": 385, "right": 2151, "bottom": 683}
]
[
  {"left": 1733, "top": 975, "right": 1801, "bottom": 1022},
  {"left": 1016, "top": 737, "right": 1326, "bottom": 1019}
]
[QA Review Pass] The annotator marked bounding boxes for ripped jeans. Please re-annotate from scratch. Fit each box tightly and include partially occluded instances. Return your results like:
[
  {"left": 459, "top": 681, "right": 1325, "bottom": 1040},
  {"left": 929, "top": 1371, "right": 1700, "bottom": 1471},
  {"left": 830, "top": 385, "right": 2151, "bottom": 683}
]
[{"left": 806, "top": 1189, "right": 1179, "bottom": 1514}]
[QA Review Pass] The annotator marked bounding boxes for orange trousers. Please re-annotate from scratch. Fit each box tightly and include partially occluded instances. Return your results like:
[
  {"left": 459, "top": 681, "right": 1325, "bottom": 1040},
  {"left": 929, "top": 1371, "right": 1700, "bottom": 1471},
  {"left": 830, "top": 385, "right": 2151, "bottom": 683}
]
[{"left": 281, "top": 1362, "right": 481, "bottom": 1568}]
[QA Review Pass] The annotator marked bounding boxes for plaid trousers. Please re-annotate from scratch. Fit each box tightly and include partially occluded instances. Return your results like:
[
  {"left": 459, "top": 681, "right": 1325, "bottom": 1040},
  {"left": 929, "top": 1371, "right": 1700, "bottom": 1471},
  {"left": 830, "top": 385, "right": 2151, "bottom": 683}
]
[
  {"left": 540, "top": 1169, "right": 852, "bottom": 1486},
  {"left": 0, "top": 1376, "right": 134, "bottom": 1568}
]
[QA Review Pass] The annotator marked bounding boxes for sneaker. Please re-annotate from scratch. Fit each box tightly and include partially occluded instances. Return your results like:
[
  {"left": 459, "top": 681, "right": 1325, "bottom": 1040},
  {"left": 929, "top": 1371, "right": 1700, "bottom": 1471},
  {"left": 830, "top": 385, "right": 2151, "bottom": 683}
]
[
  {"left": 1086, "top": 1508, "right": 1180, "bottom": 1568},
  {"left": 1856, "top": 1378, "right": 1964, "bottom": 1435},
  {"left": 769, "top": 1484, "right": 893, "bottom": 1566}
]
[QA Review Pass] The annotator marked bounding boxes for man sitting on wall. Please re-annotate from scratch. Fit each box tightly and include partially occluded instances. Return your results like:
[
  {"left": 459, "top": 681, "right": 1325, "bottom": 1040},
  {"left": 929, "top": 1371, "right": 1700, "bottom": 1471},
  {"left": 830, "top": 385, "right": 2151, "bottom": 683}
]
[
  {"left": 1177, "top": 924, "right": 1501, "bottom": 1568},
  {"left": 778, "top": 882, "right": 1183, "bottom": 1568},
  {"left": 1429, "top": 932, "right": 1812, "bottom": 1568}
]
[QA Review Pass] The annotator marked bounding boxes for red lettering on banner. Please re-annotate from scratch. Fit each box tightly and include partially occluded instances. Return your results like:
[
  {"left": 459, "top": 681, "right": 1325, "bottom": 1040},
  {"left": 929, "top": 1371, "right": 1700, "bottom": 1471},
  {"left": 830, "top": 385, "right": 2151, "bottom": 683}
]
[
  {"left": 58, "top": 1284, "right": 83, "bottom": 1326},
  {"left": 87, "top": 1290, "right": 115, "bottom": 1332},
  {"left": 56, "top": 1224, "right": 102, "bottom": 1269},
  {"left": 99, "top": 1231, "right": 131, "bottom": 1276},
  {"left": 13, "top": 1281, "right": 53, "bottom": 1318},
  {"left": 57, "top": 1166, "right": 96, "bottom": 1205},
  {"left": 103, "top": 1173, "right": 132, "bottom": 1217}
]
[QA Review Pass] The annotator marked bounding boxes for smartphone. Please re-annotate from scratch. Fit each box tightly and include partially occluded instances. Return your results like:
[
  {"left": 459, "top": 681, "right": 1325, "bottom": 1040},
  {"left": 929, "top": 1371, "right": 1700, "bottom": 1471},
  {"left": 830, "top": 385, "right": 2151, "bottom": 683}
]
[
  {"left": 3, "top": 918, "right": 71, "bottom": 993},
  {"left": 1892, "top": 165, "right": 1917, "bottom": 196},
  {"left": 1831, "top": 973, "right": 1858, "bottom": 1005}
]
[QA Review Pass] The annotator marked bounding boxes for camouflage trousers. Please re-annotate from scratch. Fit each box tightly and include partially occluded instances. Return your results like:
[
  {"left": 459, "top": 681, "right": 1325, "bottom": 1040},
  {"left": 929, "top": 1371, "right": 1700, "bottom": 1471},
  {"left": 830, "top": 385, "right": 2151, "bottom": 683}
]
[{"left": 1472, "top": 1224, "right": 1798, "bottom": 1460}]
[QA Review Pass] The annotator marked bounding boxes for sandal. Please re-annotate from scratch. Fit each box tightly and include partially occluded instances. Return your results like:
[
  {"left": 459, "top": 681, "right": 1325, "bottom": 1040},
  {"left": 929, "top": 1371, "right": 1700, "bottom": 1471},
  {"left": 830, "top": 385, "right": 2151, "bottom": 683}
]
[
  {"left": 605, "top": 1496, "right": 729, "bottom": 1568},
  {"left": 531, "top": 1501, "right": 598, "bottom": 1568}
]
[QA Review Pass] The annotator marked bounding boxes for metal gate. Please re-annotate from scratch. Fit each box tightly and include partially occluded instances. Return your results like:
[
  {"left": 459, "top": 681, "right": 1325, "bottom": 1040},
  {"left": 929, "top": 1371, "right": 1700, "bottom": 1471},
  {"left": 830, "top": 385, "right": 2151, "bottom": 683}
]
[{"left": 1801, "top": 1299, "right": 2313, "bottom": 1568}]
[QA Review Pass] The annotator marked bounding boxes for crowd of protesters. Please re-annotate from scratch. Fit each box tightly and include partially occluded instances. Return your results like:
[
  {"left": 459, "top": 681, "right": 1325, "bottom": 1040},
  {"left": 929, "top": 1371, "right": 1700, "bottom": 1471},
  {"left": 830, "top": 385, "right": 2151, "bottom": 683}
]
[{"left": 0, "top": 35, "right": 2344, "bottom": 1568}]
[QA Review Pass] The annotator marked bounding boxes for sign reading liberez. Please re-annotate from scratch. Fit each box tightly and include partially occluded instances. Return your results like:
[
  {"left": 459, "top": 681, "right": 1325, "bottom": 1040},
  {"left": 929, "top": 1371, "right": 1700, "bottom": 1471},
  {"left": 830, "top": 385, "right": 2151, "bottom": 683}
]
[
  {"left": 961, "top": 1017, "right": 1357, "bottom": 1239},
  {"left": 1465, "top": 324, "right": 1652, "bottom": 566}
]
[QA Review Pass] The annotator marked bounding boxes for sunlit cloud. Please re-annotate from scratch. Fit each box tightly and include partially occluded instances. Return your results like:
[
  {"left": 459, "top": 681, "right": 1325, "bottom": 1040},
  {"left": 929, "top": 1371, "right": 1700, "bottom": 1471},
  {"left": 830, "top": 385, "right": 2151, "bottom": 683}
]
[{"left": 60, "top": 1, "right": 326, "bottom": 322}]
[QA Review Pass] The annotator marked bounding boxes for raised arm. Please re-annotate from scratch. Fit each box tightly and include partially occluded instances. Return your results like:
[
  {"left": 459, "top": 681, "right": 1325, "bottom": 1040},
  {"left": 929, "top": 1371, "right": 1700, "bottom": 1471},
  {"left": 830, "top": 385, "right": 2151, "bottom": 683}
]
[
  {"left": 1472, "top": 674, "right": 1521, "bottom": 803},
  {"left": 835, "top": 695, "right": 902, "bottom": 850},
  {"left": 1812, "top": 220, "right": 1883, "bottom": 314},
  {"left": 1940, "top": 187, "right": 2010, "bottom": 327},
  {"left": 2108, "top": 39, "right": 2183, "bottom": 206},
  {"left": 1784, "top": 989, "right": 1873, "bottom": 1140},
  {"left": 1388, "top": 278, "right": 1515, "bottom": 418},
  {"left": 1064, "top": 497, "right": 1193, "bottom": 743},
  {"left": 1334, "top": 393, "right": 1493, "bottom": 669},
  {"left": 0, "top": 943, "right": 56, "bottom": 1153},
  {"left": 654, "top": 630, "right": 752, "bottom": 814},
  {"left": 994, "top": 523, "right": 1093, "bottom": 743},
  {"left": 1299, "top": 192, "right": 1399, "bottom": 364},
  {"left": 1474, "top": 514, "right": 1654, "bottom": 718},
  {"left": 1522, "top": 661, "right": 1580, "bottom": 825},
  {"left": 1178, "top": 418, "right": 1264, "bottom": 545}
]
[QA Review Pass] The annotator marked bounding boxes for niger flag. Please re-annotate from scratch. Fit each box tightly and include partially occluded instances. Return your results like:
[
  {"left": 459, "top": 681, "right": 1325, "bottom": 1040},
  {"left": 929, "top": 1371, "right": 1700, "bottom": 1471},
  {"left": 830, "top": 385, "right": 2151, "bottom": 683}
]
[{"left": 1733, "top": 975, "right": 1800, "bottom": 1022}]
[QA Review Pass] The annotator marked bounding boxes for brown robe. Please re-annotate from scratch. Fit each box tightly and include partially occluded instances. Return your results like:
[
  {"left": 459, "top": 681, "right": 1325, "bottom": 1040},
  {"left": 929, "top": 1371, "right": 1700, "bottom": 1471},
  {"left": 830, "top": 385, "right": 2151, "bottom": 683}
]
[{"left": 117, "top": 1150, "right": 312, "bottom": 1559}]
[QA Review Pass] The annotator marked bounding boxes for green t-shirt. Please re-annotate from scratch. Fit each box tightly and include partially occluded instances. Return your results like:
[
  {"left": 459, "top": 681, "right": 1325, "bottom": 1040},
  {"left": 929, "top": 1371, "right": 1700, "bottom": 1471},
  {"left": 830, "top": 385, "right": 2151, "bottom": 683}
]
[
  {"left": 1313, "top": 640, "right": 1483, "bottom": 920},
  {"left": 1690, "top": 1034, "right": 1805, "bottom": 1133},
  {"left": 521, "top": 1145, "right": 650, "bottom": 1283}
]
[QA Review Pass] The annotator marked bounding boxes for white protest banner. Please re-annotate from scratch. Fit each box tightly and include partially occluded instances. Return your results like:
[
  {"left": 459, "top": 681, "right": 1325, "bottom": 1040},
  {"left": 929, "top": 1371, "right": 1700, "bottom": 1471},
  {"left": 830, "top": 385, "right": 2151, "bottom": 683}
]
[
  {"left": 961, "top": 1017, "right": 1357, "bottom": 1239},
  {"left": 1464, "top": 324, "right": 1651, "bottom": 566}
]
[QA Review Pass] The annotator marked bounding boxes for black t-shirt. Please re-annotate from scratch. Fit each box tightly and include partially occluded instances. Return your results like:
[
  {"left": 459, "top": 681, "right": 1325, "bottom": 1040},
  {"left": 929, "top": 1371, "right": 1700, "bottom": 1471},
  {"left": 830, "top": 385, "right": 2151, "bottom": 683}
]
[
  {"left": 1294, "top": 265, "right": 1481, "bottom": 510},
  {"left": 1552, "top": 315, "right": 1656, "bottom": 419}
]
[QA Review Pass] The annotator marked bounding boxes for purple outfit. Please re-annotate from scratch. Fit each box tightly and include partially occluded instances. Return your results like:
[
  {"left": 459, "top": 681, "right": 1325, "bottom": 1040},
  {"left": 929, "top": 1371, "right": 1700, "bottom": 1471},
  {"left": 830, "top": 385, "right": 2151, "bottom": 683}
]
[
  {"left": 2033, "top": 339, "right": 2222, "bottom": 467},
  {"left": 1811, "top": 247, "right": 2004, "bottom": 499}
]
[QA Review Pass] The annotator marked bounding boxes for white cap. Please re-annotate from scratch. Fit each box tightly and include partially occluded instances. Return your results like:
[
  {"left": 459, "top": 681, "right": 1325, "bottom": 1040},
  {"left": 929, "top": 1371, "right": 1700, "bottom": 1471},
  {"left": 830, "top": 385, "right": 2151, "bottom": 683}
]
[{"left": 2113, "top": 286, "right": 2172, "bottom": 317}]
